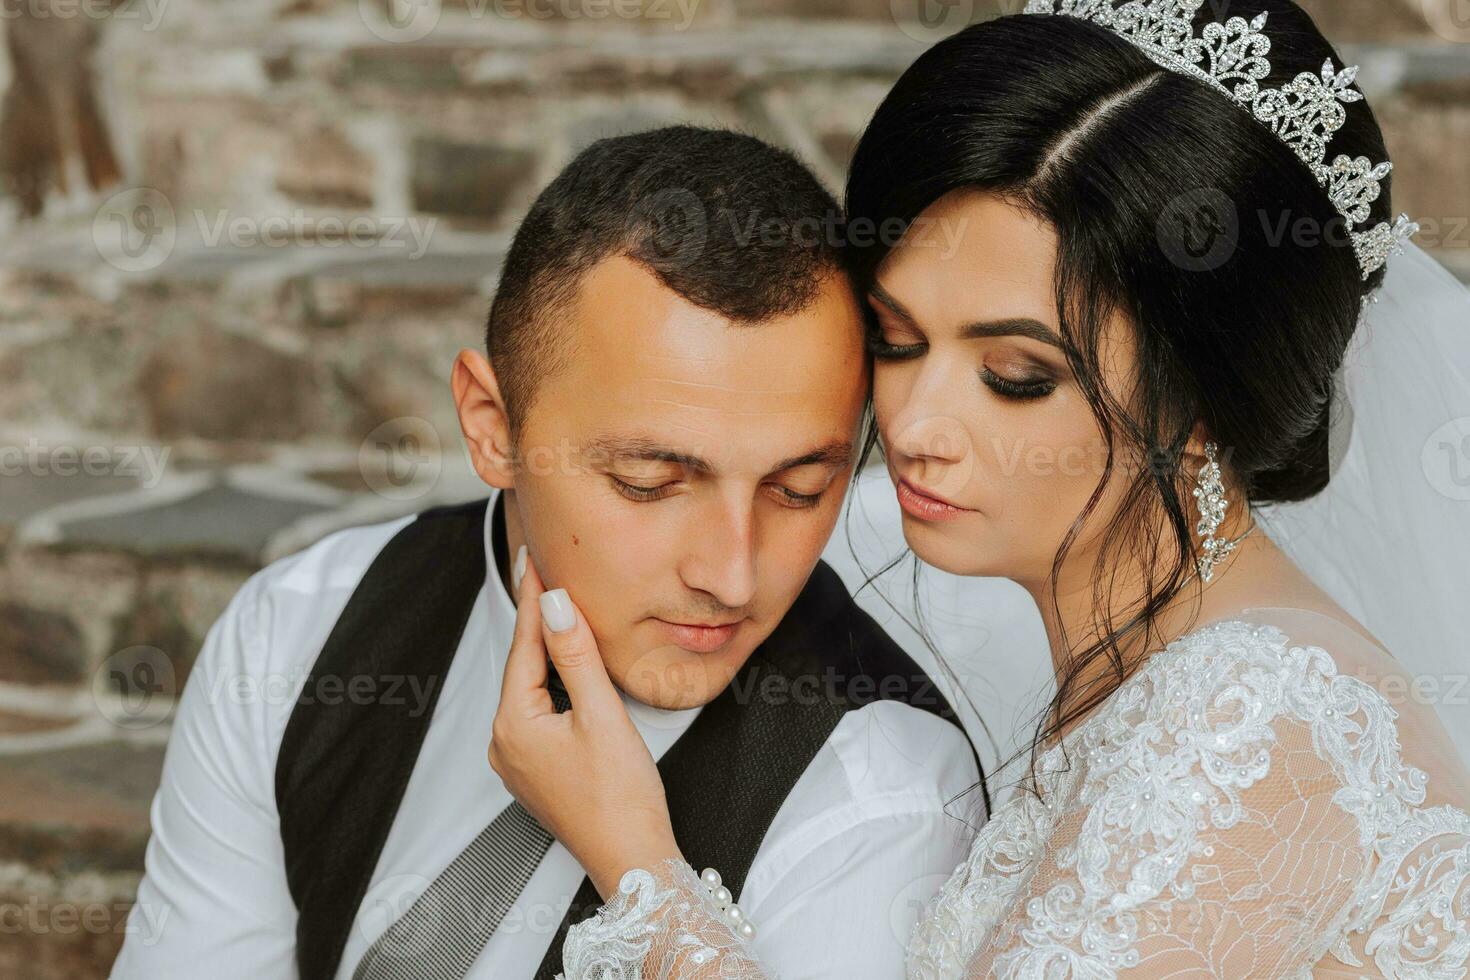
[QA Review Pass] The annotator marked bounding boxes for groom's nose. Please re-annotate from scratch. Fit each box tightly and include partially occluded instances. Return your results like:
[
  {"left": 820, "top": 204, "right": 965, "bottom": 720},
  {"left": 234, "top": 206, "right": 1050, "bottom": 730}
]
[{"left": 677, "top": 495, "right": 758, "bottom": 611}]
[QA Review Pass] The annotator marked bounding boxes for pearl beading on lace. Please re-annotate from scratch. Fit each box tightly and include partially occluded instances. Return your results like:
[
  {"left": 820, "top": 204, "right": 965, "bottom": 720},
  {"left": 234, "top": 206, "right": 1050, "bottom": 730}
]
[
  {"left": 699, "top": 867, "right": 757, "bottom": 941},
  {"left": 1022, "top": 0, "right": 1418, "bottom": 279},
  {"left": 901, "top": 619, "right": 1470, "bottom": 978}
]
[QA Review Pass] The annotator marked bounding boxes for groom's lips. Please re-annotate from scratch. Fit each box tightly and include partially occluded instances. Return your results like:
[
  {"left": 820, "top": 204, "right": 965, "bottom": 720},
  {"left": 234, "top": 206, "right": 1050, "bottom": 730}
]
[{"left": 653, "top": 617, "right": 743, "bottom": 653}]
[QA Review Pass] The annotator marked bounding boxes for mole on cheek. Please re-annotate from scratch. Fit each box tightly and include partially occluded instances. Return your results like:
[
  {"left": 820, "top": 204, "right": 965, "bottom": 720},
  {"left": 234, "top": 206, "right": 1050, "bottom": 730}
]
[{"left": 572, "top": 534, "right": 580, "bottom": 546}]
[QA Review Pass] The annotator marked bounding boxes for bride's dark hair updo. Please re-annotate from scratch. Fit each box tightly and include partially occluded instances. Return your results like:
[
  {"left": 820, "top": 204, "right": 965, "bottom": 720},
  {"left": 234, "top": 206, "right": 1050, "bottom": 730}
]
[{"left": 844, "top": 0, "right": 1395, "bottom": 783}]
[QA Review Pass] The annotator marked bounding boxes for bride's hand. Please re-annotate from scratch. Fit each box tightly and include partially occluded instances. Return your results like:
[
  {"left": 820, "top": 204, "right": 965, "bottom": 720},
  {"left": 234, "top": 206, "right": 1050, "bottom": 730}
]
[{"left": 489, "top": 547, "right": 683, "bottom": 900}]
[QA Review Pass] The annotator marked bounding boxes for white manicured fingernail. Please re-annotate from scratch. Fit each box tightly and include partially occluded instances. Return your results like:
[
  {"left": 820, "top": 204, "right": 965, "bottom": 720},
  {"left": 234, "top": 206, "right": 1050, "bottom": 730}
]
[
  {"left": 513, "top": 545, "right": 527, "bottom": 591},
  {"left": 540, "top": 589, "right": 576, "bottom": 632}
]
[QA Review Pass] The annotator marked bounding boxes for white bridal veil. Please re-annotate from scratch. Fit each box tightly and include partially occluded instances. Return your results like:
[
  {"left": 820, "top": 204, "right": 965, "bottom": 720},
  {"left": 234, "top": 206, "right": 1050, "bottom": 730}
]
[
  {"left": 1258, "top": 241, "right": 1470, "bottom": 762},
  {"left": 826, "top": 241, "right": 1470, "bottom": 782}
]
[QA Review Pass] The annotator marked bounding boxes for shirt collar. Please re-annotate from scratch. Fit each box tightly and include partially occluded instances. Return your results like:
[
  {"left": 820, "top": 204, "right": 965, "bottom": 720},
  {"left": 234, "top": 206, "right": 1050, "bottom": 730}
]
[
  {"left": 482, "top": 488, "right": 704, "bottom": 734},
  {"left": 484, "top": 486, "right": 518, "bottom": 621}
]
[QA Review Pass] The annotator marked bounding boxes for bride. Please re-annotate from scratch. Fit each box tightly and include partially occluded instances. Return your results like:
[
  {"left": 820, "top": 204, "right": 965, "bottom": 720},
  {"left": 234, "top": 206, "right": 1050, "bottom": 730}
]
[{"left": 489, "top": 1, "right": 1470, "bottom": 976}]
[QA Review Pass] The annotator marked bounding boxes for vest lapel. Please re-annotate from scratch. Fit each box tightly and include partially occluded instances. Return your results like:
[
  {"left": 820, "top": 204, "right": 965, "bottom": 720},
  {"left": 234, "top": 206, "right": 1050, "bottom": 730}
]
[{"left": 277, "top": 499, "right": 490, "bottom": 980}]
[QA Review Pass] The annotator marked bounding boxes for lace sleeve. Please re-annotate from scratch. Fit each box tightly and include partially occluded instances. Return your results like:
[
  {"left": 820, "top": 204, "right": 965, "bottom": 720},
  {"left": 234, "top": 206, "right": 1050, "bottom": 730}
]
[
  {"left": 973, "top": 714, "right": 1368, "bottom": 976},
  {"left": 911, "top": 617, "right": 1470, "bottom": 979},
  {"left": 560, "top": 858, "right": 773, "bottom": 979}
]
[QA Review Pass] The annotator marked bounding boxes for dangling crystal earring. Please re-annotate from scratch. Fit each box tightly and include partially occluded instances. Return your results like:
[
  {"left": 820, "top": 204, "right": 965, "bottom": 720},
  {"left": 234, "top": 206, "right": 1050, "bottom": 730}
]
[{"left": 1192, "top": 440, "right": 1242, "bottom": 583}]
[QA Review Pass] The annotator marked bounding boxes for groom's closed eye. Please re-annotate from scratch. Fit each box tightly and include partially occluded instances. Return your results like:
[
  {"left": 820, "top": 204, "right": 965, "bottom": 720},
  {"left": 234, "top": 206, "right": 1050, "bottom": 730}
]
[
  {"left": 592, "top": 436, "right": 851, "bottom": 491},
  {"left": 608, "top": 473, "right": 830, "bottom": 510}
]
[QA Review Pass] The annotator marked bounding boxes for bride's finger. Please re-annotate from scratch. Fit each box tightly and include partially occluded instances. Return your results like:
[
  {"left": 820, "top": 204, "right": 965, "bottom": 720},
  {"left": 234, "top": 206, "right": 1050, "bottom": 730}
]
[
  {"left": 500, "top": 545, "right": 551, "bottom": 715},
  {"left": 538, "top": 587, "right": 624, "bottom": 726}
]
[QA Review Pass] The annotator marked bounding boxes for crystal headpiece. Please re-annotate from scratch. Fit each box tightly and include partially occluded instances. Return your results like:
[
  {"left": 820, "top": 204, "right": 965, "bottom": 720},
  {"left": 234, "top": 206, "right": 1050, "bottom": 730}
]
[{"left": 1023, "top": 0, "right": 1418, "bottom": 279}]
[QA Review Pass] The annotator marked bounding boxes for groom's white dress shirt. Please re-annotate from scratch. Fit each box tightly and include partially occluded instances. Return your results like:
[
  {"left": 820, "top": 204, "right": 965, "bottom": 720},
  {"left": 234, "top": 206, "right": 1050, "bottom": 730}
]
[{"left": 111, "top": 487, "right": 982, "bottom": 980}]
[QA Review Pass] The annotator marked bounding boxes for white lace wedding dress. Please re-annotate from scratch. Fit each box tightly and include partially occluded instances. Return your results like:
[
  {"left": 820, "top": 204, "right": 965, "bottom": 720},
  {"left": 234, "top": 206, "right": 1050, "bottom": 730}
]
[{"left": 559, "top": 608, "right": 1470, "bottom": 978}]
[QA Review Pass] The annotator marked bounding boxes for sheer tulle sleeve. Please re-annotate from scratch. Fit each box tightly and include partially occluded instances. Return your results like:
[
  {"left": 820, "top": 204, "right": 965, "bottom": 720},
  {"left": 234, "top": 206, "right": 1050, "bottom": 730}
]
[
  {"left": 962, "top": 705, "right": 1370, "bottom": 976},
  {"left": 908, "top": 611, "right": 1470, "bottom": 979},
  {"left": 560, "top": 858, "right": 772, "bottom": 979}
]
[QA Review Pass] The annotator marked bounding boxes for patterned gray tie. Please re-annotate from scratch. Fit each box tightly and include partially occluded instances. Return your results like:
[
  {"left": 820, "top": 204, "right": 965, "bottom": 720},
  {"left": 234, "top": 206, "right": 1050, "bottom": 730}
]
[{"left": 352, "top": 677, "right": 574, "bottom": 980}]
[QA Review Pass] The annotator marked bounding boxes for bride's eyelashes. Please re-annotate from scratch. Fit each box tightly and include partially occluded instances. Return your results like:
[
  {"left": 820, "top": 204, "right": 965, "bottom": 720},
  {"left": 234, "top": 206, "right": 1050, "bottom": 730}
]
[
  {"left": 866, "top": 318, "right": 1060, "bottom": 402},
  {"left": 979, "top": 366, "right": 1057, "bottom": 401}
]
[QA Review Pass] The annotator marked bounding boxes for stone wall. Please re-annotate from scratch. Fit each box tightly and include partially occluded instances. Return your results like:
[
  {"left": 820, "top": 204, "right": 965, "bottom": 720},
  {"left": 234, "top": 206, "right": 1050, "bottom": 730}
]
[{"left": 1, "top": 0, "right": 1466, "bottom": 974}]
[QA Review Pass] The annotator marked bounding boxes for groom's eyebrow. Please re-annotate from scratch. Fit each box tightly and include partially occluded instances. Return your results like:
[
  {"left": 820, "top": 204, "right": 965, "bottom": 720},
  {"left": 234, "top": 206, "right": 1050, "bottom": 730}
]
[
  {"left": 587, "top": 436, "right": 852, "bottom": 475},
  {"left": 868, "top": 282, "right": 1065, "bottom": 349}
]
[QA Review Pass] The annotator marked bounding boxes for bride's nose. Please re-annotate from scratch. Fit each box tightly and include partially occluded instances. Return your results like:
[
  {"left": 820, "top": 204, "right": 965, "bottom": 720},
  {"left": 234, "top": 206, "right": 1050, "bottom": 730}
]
[
  {"left": 891, "top": 412, "right": 972, "bottom": 465},
  {"left": 884, "top": 365, "right": 978, "bottom": 501},
  {"left": 887, "top": 365, "right": 975, "bottom": 466}
]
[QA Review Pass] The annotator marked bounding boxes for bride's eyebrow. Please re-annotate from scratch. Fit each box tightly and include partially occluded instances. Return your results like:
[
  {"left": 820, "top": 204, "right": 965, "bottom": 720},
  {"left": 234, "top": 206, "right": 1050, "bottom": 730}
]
[
  {"left": 958, "top": 318, "right": 1064, "bottom": 349},
  {"left": 868, "top": 282, "right": 1064, "bottom": 349}
]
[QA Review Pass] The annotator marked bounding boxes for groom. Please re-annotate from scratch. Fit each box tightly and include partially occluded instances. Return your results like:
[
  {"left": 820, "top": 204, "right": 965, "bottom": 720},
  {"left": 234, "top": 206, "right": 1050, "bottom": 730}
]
[{"left": 111, "top": 126, "right": 982, "bottom": 980}]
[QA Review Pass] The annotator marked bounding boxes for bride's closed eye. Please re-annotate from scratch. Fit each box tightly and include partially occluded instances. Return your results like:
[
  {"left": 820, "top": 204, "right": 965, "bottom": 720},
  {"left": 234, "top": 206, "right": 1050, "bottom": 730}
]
[
  {"left": 979, "top": 366, "right": 1057, "bottom": 401},
  {"left": 865, "top": 317, "right": 926, "bottom": 361},
  {"left": 866, "top": 315, "right": 1061, "bottom": 401}
]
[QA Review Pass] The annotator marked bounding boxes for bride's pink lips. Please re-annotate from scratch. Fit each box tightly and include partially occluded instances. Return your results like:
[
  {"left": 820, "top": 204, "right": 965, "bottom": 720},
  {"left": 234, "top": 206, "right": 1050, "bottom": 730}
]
[
  {"left": 653, "top": 618, "right": 743, "bottom": 653},
  {"left": 896, "top": 478, "right": 976, "bottom": 523}
]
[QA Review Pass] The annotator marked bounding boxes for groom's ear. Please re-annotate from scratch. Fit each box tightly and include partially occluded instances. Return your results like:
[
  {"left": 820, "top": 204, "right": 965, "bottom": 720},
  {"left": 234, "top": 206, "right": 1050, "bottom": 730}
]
[{"left": 451, "top": 348, "right": 517, "bottom": 491}]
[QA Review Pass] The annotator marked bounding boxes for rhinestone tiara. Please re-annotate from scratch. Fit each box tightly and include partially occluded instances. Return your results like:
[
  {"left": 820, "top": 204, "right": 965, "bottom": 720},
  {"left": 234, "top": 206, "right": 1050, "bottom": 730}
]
[{"left": 1022, "top": 0, "right": 1418, "bottom": 280}]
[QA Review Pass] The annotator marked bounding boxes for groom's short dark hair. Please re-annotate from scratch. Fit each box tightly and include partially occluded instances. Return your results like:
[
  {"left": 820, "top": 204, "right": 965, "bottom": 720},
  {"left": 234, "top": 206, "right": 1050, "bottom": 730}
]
[{"left": 485, "top": 125, "right": 846, "bottom": 438}]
